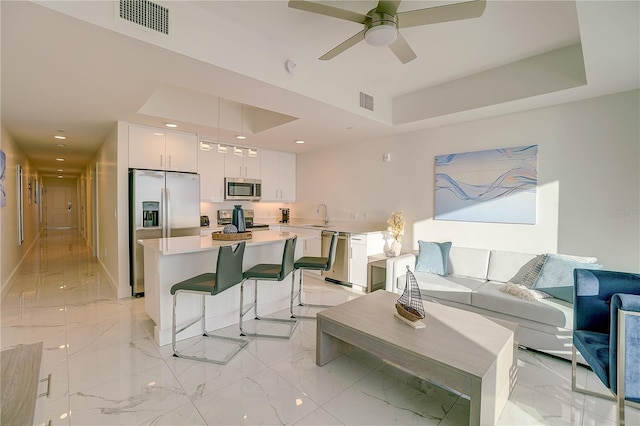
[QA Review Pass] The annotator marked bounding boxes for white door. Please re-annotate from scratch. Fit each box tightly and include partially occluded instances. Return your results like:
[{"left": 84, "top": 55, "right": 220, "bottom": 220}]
[{"left": 46, "top": 186, "right": 73, "bottom": 229}]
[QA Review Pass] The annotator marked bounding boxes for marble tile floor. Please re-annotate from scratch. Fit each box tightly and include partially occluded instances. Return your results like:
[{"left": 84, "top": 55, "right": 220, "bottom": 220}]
[{"left": 2, "top": 229, "right": 639, "bottom": 425}]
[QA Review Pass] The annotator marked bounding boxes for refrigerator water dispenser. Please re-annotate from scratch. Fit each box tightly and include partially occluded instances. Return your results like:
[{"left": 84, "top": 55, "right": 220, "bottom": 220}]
[{"left": 142, "top": 201, "right": 159, "bottom": 228}]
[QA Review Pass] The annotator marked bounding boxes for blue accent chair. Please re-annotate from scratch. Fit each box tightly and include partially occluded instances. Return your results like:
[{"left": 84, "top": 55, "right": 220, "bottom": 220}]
[{"left": 572, "top": 268, "right": 640, "bottom": 425}]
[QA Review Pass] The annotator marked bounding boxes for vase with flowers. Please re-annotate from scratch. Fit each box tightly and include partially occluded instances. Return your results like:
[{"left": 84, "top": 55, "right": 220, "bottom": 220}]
[{"left": 384, "top": 211, "right": 405, "bottom": 257}]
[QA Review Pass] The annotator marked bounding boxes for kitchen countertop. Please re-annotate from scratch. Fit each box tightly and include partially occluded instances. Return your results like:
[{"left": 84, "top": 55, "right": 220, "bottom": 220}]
[
  {"left": 138, "top": 229, "right": 315, "bottom": 255},
  {"left": 272, "top": 219, "right": 386, "bottom": 235}
]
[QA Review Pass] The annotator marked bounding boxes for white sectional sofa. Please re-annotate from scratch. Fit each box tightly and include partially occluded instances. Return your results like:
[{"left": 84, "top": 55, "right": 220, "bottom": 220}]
[{"left": 386, "top": 247, "right": 581, "bottom": 362}]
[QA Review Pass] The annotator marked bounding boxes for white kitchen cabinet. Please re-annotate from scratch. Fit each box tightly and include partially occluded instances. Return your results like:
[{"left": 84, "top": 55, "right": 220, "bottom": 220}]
[
  {"left": 278, "top": 151, "right": 296, "bottom": 201},
  {"left": 165, "top": 131, "right": 198, "bottom": 172},
  {"left": 348, "top": 232, "right": 386, "bottom": 289},
  {"left": 224, "top": 148, "right": 261, "bottom": 179},
  {"left": 261, "top": 150, "right": 296, "bottom": 202},
  {"left": 198, "top": 145, "right": 225, "bottom": 202},
  {"left": 128, "top": 124, "right": 197, "bottom": 172},
  {"left": 349, "top": 234, "right": 369, "bottom": 287}
]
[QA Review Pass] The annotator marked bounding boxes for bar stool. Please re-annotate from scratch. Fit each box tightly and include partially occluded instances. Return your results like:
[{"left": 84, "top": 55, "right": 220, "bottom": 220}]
[
  {"left": 239, "top": 236, "right": 299, "bottom": 339},
  {"left": 170, "top": 241, "right": 247, "bottom": 365},
  {"left": 290, "top": 231, "right": 339, "bottom": 319}
]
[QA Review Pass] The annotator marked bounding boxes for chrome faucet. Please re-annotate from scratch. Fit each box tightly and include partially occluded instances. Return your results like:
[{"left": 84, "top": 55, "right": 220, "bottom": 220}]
[{"left": 317, "top": 203, "right": 329, "bottom": 225}]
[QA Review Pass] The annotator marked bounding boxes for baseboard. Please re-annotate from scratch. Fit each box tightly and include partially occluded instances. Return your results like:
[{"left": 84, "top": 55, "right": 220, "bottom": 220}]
[
  {"left": 96, "top": 258, "right": 121, "bottom": 297},
  {"left": 1, "top": 230, "right": 41, "bottom": 303}
]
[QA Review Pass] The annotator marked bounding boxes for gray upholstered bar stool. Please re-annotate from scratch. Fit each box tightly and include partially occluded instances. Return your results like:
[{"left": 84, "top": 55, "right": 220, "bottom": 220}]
[
  {"left": 239, "top": 236, "right": 299, "bottom": 339},
  {"left": 170, "top": 241, "right": 247, "bottom": 365},
  {"left": 290, "top": 231, "right": 339, "bottom": 319}
]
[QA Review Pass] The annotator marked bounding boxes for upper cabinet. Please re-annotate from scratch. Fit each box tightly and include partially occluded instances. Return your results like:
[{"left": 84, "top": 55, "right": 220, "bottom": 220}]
[
  {"left": 198, "top": 144, "right": 225, "bottom": 202},
  {"left": 224, "top": 148, "right": 261, "bottom": 179},
  {"left": 261, "top": 150, "right": 296, "bottom": 202},
  {"left": 128, "top": 124, "right": 198, "bottom": 172}
]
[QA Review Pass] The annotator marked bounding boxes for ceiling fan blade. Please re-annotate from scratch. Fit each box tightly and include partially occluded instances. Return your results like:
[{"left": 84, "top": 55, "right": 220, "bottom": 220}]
[
  {"left": 288, "top": 1, "right": 367, "bottom": 24},
  {"left": 319, "top": 30, "right": 366, "bottom": 60},
  {"left": 397, "top": 0, "right": 487, "bottom": 29},
  {"left": 388, "top": 32, "right": 417, "bottom": 64},
  {"left": 376, "top": 1, "right": 402, "bottom": 16}
]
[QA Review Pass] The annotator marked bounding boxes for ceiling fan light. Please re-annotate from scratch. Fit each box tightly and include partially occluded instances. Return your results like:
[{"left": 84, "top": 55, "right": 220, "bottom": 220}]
[{"left": 364, "top": 24, "right": 397, "bottom": 47}]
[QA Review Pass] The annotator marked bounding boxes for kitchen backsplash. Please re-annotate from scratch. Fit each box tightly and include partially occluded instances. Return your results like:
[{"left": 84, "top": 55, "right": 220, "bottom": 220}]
[{"left": 200, "top": 201, "right": 383, "bottom": 223}]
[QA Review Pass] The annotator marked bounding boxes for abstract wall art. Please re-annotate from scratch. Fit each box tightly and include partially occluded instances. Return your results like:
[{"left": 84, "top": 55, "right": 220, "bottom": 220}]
[{"left": 434, "top": 145, "right": 538, "bottom": 224}]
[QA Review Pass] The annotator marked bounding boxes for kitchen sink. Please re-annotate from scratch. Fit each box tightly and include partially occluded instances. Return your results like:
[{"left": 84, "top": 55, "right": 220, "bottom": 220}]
[{"left": 305, "top": 224, "right": 334, "bottom": 228}]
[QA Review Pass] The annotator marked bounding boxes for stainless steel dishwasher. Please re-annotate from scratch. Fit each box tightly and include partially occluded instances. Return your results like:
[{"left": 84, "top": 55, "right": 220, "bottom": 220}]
[{"left": 321, "top": 230, "right": 350, "bottom": 285}]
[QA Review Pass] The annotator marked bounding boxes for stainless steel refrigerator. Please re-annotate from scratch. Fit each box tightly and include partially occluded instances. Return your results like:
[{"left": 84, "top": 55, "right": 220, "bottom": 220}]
[{"left": 129, "top": 169, "right": 200, "bottom": 296}]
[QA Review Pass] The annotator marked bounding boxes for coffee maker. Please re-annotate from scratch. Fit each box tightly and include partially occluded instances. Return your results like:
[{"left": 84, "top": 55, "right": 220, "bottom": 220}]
[{"left": 279, "top": 208, "right": 290, "bottom": 223}]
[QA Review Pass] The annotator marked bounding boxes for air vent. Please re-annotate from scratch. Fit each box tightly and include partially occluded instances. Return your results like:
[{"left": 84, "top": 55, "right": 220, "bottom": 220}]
[
  {"left": 359, "top": 91, "right": 374, "bottom": 111},
  {"left": 119, "top": 0, "right": 169, "bottom": 35}
]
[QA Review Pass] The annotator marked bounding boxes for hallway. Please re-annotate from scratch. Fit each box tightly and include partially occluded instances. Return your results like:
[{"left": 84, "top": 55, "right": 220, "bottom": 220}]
[{"left": 2, "top": 230, "right": 636, "bottom": 425}]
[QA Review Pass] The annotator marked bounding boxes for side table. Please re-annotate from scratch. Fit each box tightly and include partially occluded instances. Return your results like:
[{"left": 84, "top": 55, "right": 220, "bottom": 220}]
[{"left": 367, "top": 253, "right": 392, "bottom": 293}]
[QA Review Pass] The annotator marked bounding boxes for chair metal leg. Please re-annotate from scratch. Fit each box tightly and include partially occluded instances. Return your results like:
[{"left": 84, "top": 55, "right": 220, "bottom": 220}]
[
  {"left": 172, "top": 290, "right": 248, "bottom": 365},
  {"left": 571, "top": 345, "right": 617, "bottom": 402},
  {"left": 240, "top": 278, "right": 298, "bottom": 339},
  {"left": 290, "top": 269, "right": 334, "bottom": 319}
]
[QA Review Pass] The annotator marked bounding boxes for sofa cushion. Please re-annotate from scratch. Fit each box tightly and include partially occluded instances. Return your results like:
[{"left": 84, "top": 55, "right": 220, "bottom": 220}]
[
  {"left": 472, "top": 281, "right": 573, "bottom": 328},
  {"left": 532, "top": 254, "right": 603, "bottom": 303},
  {"left": 398, "top": 272, "right": 486, "bottom": 305},
  {"left": 448, "top": 247, "right": 491, "bottom": 280},
  {"left": 487, "top": 250, "right": 538, "bottom": 283},
  {"left": 415, "top": 241, "right": 452, "bottom": 275}
]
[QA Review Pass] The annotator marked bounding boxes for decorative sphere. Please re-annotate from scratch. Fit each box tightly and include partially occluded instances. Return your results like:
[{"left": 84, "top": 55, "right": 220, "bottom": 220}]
[{"left": 222, "top": 224, "right": 238, "bottom": 234}]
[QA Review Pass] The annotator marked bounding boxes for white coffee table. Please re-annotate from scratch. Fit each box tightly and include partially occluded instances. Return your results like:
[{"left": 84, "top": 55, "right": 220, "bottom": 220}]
[{"left": 316, "top": 290, "right": 517, "bottom": 426}]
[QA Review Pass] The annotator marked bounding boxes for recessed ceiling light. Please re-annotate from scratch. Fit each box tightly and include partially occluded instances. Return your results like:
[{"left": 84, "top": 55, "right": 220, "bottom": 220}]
[
  {"left": 165, "top": 123, "right": 178, "bottom": 128},
  {"left": 56, "top": 158, "right": 65, "bottom": 162},
  {"left": 56, "top": 143, "right": 66, "bottom": 147},
  {"left": 58, "top": 175, "right": 63, "bottom": 178},
  {"left": 54, "top": 135, "right": 67, "bottom": 140},
  {"left": 295, "top": 140, "right": 305, "bottom": 144},
  {"left": 57, "top": 169, "right": 64, "bottom": 172},
  {"left": 235, "top": 135, "right": 246, "bottom": 140}
]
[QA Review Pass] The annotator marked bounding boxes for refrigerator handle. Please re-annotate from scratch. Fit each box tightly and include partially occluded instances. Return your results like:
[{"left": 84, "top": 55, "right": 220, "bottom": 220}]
[
  {"left": 160, "top": 188, "right": 167, "bottom": 238},
  {"left": 165, "top": 188, "right": 171, "bottom": 238}
]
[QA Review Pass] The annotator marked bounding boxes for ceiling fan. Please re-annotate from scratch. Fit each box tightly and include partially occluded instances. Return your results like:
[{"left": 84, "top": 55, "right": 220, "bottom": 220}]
[{"left": 288, "top": 0, "right": 486, "bottom": 64}]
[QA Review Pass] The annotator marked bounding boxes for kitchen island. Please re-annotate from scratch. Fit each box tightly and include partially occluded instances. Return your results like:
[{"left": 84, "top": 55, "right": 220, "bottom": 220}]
[{"left": 139, "top": 230, "right": 313, "bottom": 346}]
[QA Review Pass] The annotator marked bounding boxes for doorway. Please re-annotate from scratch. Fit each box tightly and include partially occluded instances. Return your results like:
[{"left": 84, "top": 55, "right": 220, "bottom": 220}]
[{"left": 45, "top": 186, "right": 74, "bottom": 229}]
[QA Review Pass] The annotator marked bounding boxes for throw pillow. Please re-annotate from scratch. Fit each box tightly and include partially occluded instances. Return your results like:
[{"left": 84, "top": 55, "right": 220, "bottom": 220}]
[
  {"left": 532, "top": 254, "right": 603, "bottom": 303},
  {"left": 520, "top": 254, "right": 547, "bottom": 288},
  {"left": 415, "top": 241, "right": 452, "bottom": 276},
  {"left": 500, "top": 282, "right": 551, "bottom": 301}
]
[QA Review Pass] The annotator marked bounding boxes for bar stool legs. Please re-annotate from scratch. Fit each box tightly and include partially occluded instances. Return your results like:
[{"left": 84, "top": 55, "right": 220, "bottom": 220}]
[
  {"left": 239, "top": 277, "right": 299, "bottom": 339},
  {"left": 172, "top": 291, "right": 248, "bottom": 365},
  {"left": 290, "top": 270, "right": 334, "bottom": 319},
  {"left": 239, "top": 236, "right": 299, "bottom": 339}
]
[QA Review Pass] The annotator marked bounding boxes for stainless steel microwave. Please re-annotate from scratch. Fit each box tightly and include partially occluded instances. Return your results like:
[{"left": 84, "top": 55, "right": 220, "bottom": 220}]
[{"left": 224, "top": 177, "right": 262, "bottom": 201}]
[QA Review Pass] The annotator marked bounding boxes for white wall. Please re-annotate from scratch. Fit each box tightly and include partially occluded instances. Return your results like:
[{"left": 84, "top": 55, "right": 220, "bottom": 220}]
[
  {"left": 297, "top": 90, "right": 640, "bottom": 272},
  {"left": 1, "top": 126, "right": 42, "bottom": 298},
  {"left": 90, "top": 123, "right": 123, "bottom": 295}
]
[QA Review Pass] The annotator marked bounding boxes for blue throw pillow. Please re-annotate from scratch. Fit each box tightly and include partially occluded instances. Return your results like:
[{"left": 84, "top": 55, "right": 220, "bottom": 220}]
[
  {"left": 415, "top": 241, "right": 452, "bottom": 276},
  {"left": 532, "top": 254, "right": 602, "bottom": 303}
]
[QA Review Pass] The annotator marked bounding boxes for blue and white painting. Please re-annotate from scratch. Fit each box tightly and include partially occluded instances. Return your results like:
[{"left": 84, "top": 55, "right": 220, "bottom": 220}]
[{"left": 434, "top": 145, "right": 538, "bottom": 224}]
